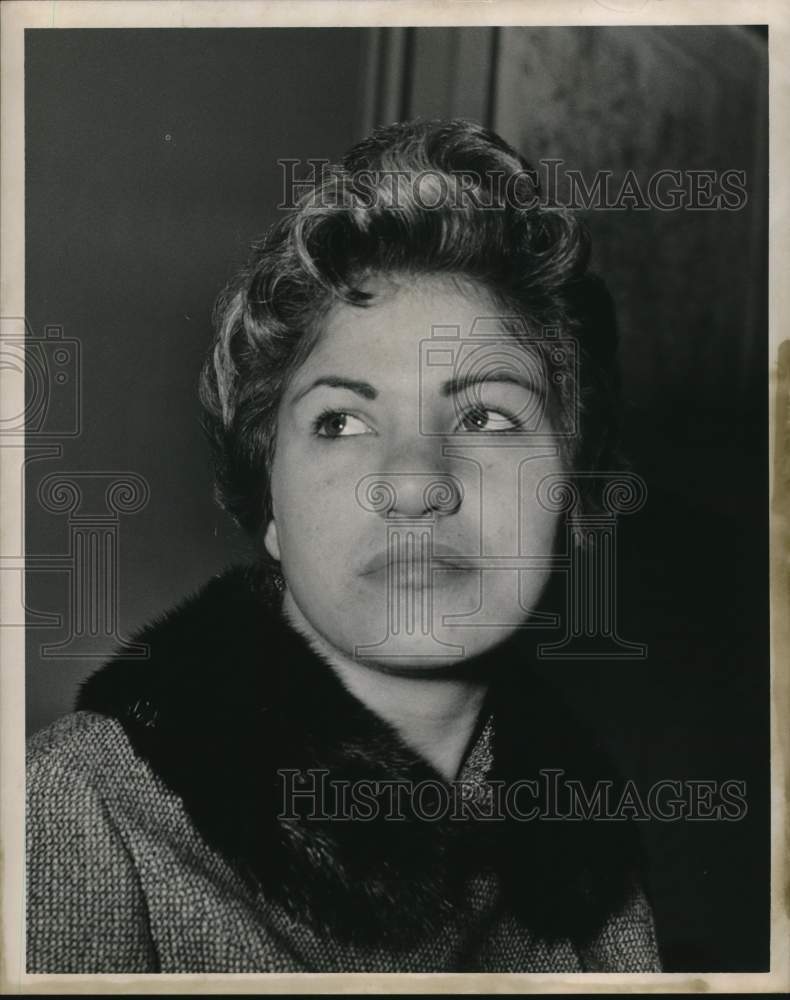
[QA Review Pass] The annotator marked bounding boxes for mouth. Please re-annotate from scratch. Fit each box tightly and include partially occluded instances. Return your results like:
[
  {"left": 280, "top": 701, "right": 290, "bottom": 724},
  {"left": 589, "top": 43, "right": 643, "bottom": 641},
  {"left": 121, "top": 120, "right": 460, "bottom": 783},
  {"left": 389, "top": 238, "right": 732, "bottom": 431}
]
[{"left": 359, "top": 543, "right": 471, "bottom": 579}]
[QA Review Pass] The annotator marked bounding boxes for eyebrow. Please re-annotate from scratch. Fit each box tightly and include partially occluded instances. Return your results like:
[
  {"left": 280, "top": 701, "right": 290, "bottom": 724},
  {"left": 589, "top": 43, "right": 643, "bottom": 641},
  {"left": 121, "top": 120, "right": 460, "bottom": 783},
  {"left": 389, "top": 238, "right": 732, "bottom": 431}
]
[
  {"left": 290, "top": 370, "right": 543, "bottom": 406},
  {"left": 290, "top": 376, "right": 378, "bottom": 406},
  {"left": 441, "top": 372, "right": 544, "bottom": 399}
]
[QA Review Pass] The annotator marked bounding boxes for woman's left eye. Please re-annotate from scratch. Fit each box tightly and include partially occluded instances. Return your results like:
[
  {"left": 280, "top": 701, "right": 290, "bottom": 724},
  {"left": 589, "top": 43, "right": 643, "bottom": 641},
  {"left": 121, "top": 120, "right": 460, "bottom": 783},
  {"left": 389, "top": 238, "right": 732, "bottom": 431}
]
[
  {"left": 312, "top": 410, "right": 374, "bottom": 439},
  {"left": 457, "top": 407, "right": 521, "bottom": 433}
]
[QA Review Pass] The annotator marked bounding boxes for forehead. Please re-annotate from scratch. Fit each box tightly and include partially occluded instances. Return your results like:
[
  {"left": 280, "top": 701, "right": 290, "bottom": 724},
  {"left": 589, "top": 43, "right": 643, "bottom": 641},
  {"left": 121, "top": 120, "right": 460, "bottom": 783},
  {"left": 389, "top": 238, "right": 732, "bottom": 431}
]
[{"left": 300, "top": 276, "right": 526, "bottom": 378}]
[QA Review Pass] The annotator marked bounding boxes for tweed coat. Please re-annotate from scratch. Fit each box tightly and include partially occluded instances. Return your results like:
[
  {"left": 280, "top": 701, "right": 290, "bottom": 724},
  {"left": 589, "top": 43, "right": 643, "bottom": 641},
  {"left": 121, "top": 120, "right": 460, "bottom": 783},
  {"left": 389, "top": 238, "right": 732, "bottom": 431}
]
[{"left": 26, "top": 564, "right": 662, "bottom": 974}]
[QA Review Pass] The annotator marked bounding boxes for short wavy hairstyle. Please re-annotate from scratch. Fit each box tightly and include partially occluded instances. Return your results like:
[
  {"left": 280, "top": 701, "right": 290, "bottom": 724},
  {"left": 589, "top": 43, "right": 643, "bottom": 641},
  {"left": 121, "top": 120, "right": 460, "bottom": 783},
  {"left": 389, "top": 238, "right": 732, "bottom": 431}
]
[{"left": 200, "top": 118, "right": 622, "bottom": 536}]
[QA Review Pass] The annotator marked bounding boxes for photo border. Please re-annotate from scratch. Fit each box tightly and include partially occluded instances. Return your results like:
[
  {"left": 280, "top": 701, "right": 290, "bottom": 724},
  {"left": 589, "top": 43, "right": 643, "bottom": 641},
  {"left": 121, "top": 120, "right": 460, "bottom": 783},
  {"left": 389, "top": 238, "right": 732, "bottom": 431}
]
[{"left": 2, "top": 0, "right": 787, "bottom": 993}]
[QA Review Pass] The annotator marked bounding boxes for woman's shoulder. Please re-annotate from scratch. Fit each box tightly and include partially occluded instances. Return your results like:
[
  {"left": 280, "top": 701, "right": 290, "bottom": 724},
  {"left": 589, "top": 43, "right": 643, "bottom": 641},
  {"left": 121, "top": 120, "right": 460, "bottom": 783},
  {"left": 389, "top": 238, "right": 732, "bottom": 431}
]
[
  {"left": 580, "top": 880, "right": 662, "bottom": 972},
  {"left": 26, "top": 710, "right": 162, "bottom": 827},
  {"left": 26, "top": 711, "right": 164, "bottom": 973},
  {"left": 28, "top": 710, "right": 132, "bottom": 779}
]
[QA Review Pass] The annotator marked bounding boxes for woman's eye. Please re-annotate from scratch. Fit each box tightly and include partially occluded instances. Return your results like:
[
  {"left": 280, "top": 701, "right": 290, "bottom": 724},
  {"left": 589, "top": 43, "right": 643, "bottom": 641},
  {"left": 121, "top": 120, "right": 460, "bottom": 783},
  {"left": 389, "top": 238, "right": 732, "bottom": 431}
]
[
  {"left": 313, "top": 410, "right": 373, "bottom": 439},
  {"left": 457, "top": 407, "right": 521, "bottom": 433}
]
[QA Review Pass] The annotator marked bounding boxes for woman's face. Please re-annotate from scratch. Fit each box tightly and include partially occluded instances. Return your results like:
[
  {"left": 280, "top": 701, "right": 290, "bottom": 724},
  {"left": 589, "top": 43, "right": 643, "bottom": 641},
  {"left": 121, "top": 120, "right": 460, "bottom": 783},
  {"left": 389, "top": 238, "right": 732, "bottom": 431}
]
[{"left": 264, "top": 276, "right": 565, "bottom": 670}]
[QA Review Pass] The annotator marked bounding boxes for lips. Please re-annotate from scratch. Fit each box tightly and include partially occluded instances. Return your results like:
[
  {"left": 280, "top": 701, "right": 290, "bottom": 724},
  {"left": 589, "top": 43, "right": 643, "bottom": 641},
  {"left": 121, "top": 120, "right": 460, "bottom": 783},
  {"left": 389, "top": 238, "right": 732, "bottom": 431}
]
[{"left": 359, "top": 543, "right": 471, "bottom": 577}]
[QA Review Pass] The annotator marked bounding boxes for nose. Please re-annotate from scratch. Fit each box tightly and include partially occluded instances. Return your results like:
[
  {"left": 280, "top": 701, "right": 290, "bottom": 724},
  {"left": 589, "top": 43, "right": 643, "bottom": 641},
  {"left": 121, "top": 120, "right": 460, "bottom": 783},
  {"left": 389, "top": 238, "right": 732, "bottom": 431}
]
[{"left": 355, "top": 438, "right": 464, "bottom": 519}]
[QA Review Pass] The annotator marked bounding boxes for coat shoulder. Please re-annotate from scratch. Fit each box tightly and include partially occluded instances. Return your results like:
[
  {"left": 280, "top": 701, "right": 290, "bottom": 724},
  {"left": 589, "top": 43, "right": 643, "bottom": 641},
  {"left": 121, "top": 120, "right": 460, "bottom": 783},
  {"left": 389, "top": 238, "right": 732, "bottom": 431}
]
[
  {"left": 26, "top": 712, "right": 161, "bottom": 973},
  {"left": 28, "top": 711, "right": 131, "bottom": 783},
  {"left": 26, "top": 710, "right": 163, "bottom": 834},
  {"left": 580, "top": 881, "right": 662, "bottom": 972}
]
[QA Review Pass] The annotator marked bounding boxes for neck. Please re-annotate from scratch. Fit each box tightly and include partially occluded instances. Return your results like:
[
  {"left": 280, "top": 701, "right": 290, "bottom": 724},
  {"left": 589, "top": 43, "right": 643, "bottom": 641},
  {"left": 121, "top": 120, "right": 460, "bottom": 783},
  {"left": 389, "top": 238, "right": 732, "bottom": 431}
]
[{"left": 281, "top": 591, "right": 490, "bottom": 781}]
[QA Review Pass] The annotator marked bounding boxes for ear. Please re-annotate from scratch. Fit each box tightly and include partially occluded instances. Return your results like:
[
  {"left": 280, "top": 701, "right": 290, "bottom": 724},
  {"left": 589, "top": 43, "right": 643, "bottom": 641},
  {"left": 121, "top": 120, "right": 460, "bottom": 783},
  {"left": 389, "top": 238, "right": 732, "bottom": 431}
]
[{"left": 263, "top": 519, "right": 281, "bottom": 562}]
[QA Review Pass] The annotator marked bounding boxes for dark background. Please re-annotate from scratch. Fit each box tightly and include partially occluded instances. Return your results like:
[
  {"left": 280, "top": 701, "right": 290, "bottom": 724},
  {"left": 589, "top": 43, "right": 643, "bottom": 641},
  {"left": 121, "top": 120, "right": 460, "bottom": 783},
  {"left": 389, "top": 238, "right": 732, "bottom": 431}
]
[{"left": 24, "top": 27, "right": 769, "bottom": 973}]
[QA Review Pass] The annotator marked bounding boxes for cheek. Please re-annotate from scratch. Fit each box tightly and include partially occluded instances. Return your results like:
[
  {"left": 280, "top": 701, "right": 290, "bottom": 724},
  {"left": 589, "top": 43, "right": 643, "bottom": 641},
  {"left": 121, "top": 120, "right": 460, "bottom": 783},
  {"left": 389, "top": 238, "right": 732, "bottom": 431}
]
[
  {"left": 270, "top": 453, "right": 356, "bottom": 565},
  {"left": 533, "top": 510, "right": 562, "bottom": 553},
  {"left": 477, "top": 455, "right": 564, "bottom": 549}
]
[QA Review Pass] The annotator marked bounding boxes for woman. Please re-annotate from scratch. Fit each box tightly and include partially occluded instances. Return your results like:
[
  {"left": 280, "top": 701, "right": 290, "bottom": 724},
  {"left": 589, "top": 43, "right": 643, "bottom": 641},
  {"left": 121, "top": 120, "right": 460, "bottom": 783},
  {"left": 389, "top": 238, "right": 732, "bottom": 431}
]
[{"left": 26, "top": 118, "right": 661, "bottom": 973}]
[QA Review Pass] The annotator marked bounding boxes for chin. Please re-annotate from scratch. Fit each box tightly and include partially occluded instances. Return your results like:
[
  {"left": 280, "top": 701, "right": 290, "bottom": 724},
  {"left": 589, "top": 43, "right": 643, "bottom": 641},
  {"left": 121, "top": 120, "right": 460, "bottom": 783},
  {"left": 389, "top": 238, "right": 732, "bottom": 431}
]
[
  {"left": 286, "top": 581, "right": 525, "bottom": 674},
  {"left": 349, "top": 624, "right": 520, "bottom": 680},
  {"left": 344, "top": 612, "right": 516, "bottom": 670}
]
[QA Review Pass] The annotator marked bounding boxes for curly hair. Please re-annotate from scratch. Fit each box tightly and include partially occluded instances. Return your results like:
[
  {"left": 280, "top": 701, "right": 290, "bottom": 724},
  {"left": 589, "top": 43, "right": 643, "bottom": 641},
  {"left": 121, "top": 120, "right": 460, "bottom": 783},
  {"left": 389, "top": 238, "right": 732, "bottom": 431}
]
[{"left": 200, "top": 118, "right": 622, "bottom": 536}]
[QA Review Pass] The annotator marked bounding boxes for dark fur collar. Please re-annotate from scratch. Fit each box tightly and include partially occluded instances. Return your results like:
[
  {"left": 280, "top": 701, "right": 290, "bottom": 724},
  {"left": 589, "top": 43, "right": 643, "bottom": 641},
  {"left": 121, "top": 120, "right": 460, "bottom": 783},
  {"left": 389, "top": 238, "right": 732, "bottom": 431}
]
[{"left": 78, "top": 563, "right": 641, "bottom": 948}]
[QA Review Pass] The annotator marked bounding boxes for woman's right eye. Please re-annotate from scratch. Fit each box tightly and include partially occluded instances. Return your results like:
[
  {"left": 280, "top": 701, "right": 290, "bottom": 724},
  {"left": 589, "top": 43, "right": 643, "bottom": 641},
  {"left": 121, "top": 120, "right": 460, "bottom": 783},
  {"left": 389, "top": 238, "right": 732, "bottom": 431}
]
[{"left": 312, "top": 410, "right": 374, "bottom": 439}]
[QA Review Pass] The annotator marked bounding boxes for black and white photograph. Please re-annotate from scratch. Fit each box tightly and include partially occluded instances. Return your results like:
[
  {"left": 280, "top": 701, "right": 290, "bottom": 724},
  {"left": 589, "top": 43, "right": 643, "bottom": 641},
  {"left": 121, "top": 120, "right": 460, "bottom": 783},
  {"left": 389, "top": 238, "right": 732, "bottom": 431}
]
[{"left": 1, "top": 0, "right": 786, "bottom": 991}]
